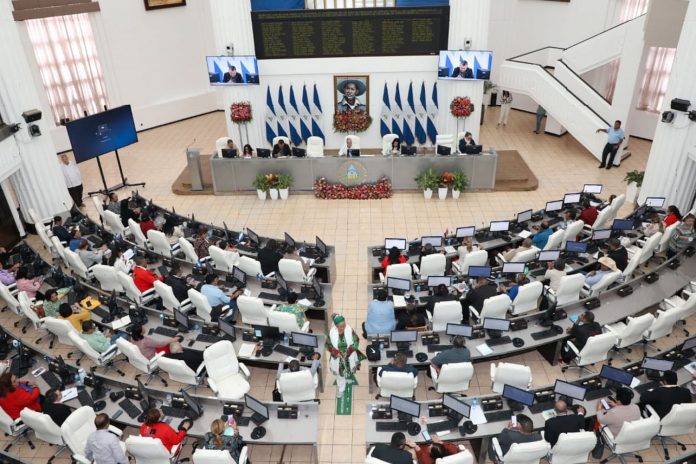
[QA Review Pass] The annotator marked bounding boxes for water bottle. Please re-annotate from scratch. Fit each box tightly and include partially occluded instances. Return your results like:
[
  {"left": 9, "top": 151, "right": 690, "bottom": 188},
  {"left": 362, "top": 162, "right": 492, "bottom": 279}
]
[
  {"left": 471, "top": 397, "right": 478, "bottom": 410},
  {"left": 77, "top": 368, "right": 86, "bottom": 386},
  {"left": 194, "top": 323, "right": 201, "bottom": 337},
  {"left": 165, "top": 393, "right": 172, "bottom": 406},
  {"left": 159, "top": 313, "right": 164, "bottom": 323},
  {"left": 256, "top": 272, "right": 262, "bottom": 282},
  {"left": 283, "top": 333, "right": 289, "bottom": 345},
  {"left": 379, "top": 341, "right": 384, "bottom": 351}
]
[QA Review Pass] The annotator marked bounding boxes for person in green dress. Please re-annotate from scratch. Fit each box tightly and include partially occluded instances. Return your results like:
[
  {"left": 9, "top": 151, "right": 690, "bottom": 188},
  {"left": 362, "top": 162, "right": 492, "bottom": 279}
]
[
  {"left": 274, "top": 292, "right": 308, "bottom": 329},
  {"left": 325, "top": 314, "right": 366, "bottom": 398},
  {"left": 42, "top": 287, "right": 72, "bottom": 318}
]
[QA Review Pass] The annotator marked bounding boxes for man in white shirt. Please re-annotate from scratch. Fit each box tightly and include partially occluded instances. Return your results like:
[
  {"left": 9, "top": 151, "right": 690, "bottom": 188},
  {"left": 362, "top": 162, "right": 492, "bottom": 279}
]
[
  {"left": 544, "top": 259, "right": 567, "bottom": 292},
  {"left": 84, "top": 413, "right": 127, "bottom": 464},
  {"left": 60, "top": 154, "right": 84, "bottom": 207}
]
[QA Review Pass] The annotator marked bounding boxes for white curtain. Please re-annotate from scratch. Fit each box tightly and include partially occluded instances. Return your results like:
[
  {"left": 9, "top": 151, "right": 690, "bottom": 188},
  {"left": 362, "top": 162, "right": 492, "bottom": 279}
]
[
  {"left": 636, "top": 47, "right": 676, "bottom": 112},
  {"left": 25, "top": 13, "right": 108, "bottom": 124}
]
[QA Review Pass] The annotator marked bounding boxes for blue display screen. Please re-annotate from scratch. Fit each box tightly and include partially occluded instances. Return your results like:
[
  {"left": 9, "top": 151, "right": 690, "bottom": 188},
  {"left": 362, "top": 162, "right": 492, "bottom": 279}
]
[{"left": 66, "top": 105, "right": 138, "bottom": 163}]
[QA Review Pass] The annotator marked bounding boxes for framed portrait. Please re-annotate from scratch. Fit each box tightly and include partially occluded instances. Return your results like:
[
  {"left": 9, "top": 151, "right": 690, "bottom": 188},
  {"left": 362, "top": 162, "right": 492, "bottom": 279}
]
[
  {"left": 334, "top": 75, "right": 369, "bottom": 115},
  {"left": 144, "top": 0, "right": 186, "bottom": 11}
]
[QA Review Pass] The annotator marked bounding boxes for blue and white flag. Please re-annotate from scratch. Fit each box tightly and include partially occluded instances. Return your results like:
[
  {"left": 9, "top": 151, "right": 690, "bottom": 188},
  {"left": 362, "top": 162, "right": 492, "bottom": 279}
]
[
  {"left": 276, "top": 86, "right": 289, "bottom": 138},
  {"left": 392, "top": 83, "right": 404, "bottom": 139},
  {"left": 380, "top": 82, "right": 391, "bottom": 137},
  {"left": 265, "top": 86, "right": 276, "bottom": 144},
  {"left": 414, "top": 81, "right": 427, "bottom": 144},
  {"left": 287, "top": 86, "right": 302, "bottom": 145},
  {"left": 402, "top": 82, "right": 415, "bottom": 145},
  {"left": 299, "top": 85, "right": 313, "bottom": 142},
  {"left": 427, "top": 82, "right": 439, "bottom": 143},
  {"left": 311, "top": 84, "right": 324, "bottom": 139}
]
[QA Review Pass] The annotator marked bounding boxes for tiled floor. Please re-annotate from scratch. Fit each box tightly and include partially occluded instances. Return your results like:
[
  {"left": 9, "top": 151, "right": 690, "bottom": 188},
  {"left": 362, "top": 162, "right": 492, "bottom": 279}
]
[{"left": 7, "top": 108, "right": 696, "bottom": 463}]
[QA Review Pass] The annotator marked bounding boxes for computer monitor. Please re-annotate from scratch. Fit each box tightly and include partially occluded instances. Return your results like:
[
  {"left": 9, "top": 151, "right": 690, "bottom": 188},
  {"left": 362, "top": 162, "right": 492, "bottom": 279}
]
[
  {"left": 218, "top": 318, "right": 236, "bottom": 339},
  {"left": 483, "top": 318, "right": 511, "bottom": 332},
  {"left": 231, "top": 266, "right": 246, "bottom": 285},
  {"left": 174, "top": 309, "right": 190, "bottom": 330},
  {"left": 421, "top": 236, "right": 443, "bottom": 248},
  {"left": 292, "top": 147, "right": 306, "bottom": 157},
  {"left": 502, "top": 385, "right": 535, "bottom": 407},
  {"left": 256, "top": 148, "right": 271, "bottom": 158},
  {"left": 291, "top": 332, "right": 319, "bottom": 348},
  {"left": 645, "top": 197, "right": 665, "bottom": 208},
  {"left": 612, "top": 219, "right": 634, "bottom": 231},
  {"left": 583, "top": 184, "right": 603, "bottom": 194},
  {"left": 468, "top": 266, "right": 492, "bottom": 278},
  {"left": 564, "top": 241, "right": 588, "bottom": 254},
  {"left": 312, "top": 277, "right": 323, "bottom": 299},
  {"left": 446, "top": 323, "right": 473, "bottom": 337},
  {"left": 221, "top": 148, "right": 238, "bottom": 158},
  {"left": 437, "top": 145, "right": 452, "bottom": 156},
  {"left": 516, "top": 209, "right": 533, "bottom": 223},
  {"left": 316, "top": 236, "right": 328, "bottom": 256},
  {"left": 246, "top": 228, "right": 260, "bottom": 245},
  {"left": 390, "top": 395, "right": 421, "bottom": 418},
  {"left": 682, "top": 336, "right": 696, "bottom": 352},
  {"left": 456, "top": 226, "right": 475, "bottom": 238},
  {"left": 599, "top": 365, "right": 633, "bottom": 386},
  {"left": 592, "top": 229, "right": 612, "bottom": 240},
  {"left": 244, "top": 394, "right": 269, "bottom": 420},
  {"left": 538, "top": 250, "right": 560, "bottom": 262},
  {"left": 182, "top": 389, "right": 204, "bottom": 418},
  {"left": 427, "top": 276, "right": 453, "bottom": 288},
  {"left": 284, "top": 232, "right": 296, "bottom": 249},
  {"left": 501, "top": 262, "right": 526, "bottom": 274},
  {"left": 276, "top": 272, "right": 288, "bottom": 292},
  {"left": 391, "top": 330, "right": 418, "bottom": 343},
  {"left": 442, "top": 394, "right": 471, "bottom": 418},
  {"left": 545, "top": 200, "right": 563, "bottom": 212},
  {"left": 553, "top": 380, "right": 587, "bottom": 401},
  {"left": 137, "top": 377, "right": 151, "bottom": 408},
  {"left": 253, "top": 325, "right": 281, "bottom": 341},
  {"left": 490, "top": 221, "right": 510, "bottom": 232},
  {"left": 563, "top": 193, "right": 581, "bottom": 205},
  {"left": 641, "top": 357, "right": 674, "bottom": 372},
  {"left": 347, "top": 148, "right": 360, "bottom": 157},
  {"left": 387, "top": 277, "right": 411, "bottom": 292},
  {"left": 385, "top": 238, "right": 407, "bottom": 251}
]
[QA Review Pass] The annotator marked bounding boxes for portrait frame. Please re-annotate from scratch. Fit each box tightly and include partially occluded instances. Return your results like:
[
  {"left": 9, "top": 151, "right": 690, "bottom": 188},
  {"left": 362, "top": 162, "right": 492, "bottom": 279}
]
[
  {"left": 334, "top": 75, "right": 370, "bottom": 115},
  {"left": 144, "top": 0, "right": 186, "bottom": 11}
]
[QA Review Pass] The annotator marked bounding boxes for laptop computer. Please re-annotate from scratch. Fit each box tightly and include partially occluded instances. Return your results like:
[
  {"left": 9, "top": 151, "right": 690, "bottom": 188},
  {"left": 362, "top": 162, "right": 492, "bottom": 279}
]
[
  {"left": 347, "top": 149, "right": 361, "bottom": 157},
  {"left": 256, "top": 148, "right": 271, "bottom": 158},
  {"left": 436, "top": 145, "right": 451, "bottom": 156},
  {"left": 221, "top": 148, "right": 238, "bottom": 158},
  {"left": 292, "top": 147, "right": 306, "bottom": 157},
  {"left": 400, "top": 146, "right": 417, "bottom": 156}
]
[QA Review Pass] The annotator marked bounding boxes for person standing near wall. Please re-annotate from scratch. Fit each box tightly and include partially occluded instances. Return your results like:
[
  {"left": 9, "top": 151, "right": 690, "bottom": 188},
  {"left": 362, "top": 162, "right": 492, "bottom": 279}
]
[
  {"left": 498, "top": 90, "right": 513, "bottom": 127},
  {"left": 534, "top": 105, "right": 546, "bottom": 134},
  {"left": 596, "top": 120, "right": 625, "bottom": 170},
  {"left": 59, "top": 154, "right": 84, "bottom": 207}
]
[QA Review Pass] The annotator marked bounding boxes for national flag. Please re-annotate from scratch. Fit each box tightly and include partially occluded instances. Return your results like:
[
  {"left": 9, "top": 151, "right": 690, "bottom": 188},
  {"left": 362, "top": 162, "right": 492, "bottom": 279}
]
[
  {"left": 287, "top": 86, "right": 302, "bottom": 145},
  {"left": 265, "top": 86, "right": 276, "bottom": 144},
  {"left": 402, "top": 82, "right": 415, "bottom": 145},
  {"left": 380, "top": 82, "right": 391, "bottom": 137},
  {"left": 414, "top": 82, "right": 427, "bottom": 144}
]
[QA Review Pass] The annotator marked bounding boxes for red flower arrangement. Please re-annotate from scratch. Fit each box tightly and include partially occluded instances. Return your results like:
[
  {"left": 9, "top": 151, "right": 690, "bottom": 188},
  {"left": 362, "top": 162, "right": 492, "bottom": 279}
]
[
  {"left": 314, "top": 176, "right": 392, "bottom": 200},
  {"left": 333, "top": 109, "right": 373, "bottom": 133},
  {"left": 230, "top": 102, "right": 252, "bottom": 124},
  {"left": 449, "top": 96, "right": 474, "bottom": 118}
]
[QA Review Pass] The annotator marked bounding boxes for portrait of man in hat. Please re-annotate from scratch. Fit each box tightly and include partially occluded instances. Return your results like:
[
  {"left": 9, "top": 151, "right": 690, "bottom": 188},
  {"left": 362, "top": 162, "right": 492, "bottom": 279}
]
[{"left": 334, "top": 75, "right": 369, "bottom": 114}]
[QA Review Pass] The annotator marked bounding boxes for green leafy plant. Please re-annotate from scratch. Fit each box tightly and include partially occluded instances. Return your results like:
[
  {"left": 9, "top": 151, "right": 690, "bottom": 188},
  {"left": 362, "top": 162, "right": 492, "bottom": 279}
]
[
  {"left": 451, "top": 171, "right": 469, "bottom": 191},
  {"left": 623, "top": 170, "right": 644, "bottom": 187},
  {"left": 414, "top": 168, "right": 439, "bottom": 191},
  {"left": 253, "top": 174, "right": 270, "bottom": 192},
  {"left": 276, "top": 173, "right": 293, "bottom": 189}
]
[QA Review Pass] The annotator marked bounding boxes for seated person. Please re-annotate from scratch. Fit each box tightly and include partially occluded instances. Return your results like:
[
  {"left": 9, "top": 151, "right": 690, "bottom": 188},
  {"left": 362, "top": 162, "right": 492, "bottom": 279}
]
[
  {"left": 41, "top": 287, "right": 72, "bottom": 318},
  {"left": 277, "top": 353, "right": 321, "bottom": 380},
  {"left": 558, "top": 209, "right": 576, "bottom": 230},
  {"left": 338, "top": 137, "right": 357, "bottom": 156},
  {"left": 585, "top": 257, "right": 618, "bottom": 287},
  {"left": 283, "top": 245, "right": 310, "bottom": 274},
  {"left": 420, "top": 243, "right": 437, "bottom": 257},
  {"left": 543, "top": 400, "right": 586, "bottom": 447},
  {"left": 425, "top": 284, "right": 458, "bottom": 316},
  {"left": 389, "top": 138, "right": 401, "bottom": 156},
  {"left": 561, "top": 311, "right": 601, "bottom": 363},
  {"left": 15, "top": 266, "right": 43, "bottom": 300},
  {"left": 668, "top": 214, "right": 696, "bottom": 259},
  {"left": 242, "top": 144, "right": 254, "bottom": 158},
  {"left": 139, "top": 213, "right": 156, "bottom": 236},
  {"left": 59, "top": 302, "right": 91, "bottom": 332},
  {"left": 642, "top": 214, "right": 664, "bottom": 237},
  {"left": 258, "top": 239, "right": 283, "bottom": 275},
  {"left": 596, "top": 387, "right": 640, "bottom": 437},
  {"left": 120, "top": 199, "right": 141, "bottom": 227},
  {"left": 42, "top": 389, "right": 72, "bottom": 427},
  {"left": 579, "top": 199, "right": 598, "bottom": 226},
  {"left": 501, "top": 238, "right": 534, "bottom": 262},
  {"left": 451, "top": 60, "right": 474, "bottom": 78},
  {"left": 365, "top": 289, "right": 396, "bottom": 336},
  {"left": 532, "top": 221, "right": 553, "bottom": 249},
  {"left": 462, "top": 277, "right": 498, "bottom": 324},
  {"left": 132, "top": 255, "right": 162, "bottom": 292},
  {"left": 81, "top": 320, "right": 126, "bottom": 353},
  {"left": 664, "top": 205, "right": 682, "bottom": 227},
  {"left": 638, "top": 369, "right": 692, "bottom": 418},
  {"left": 489, "top": 414, "right": 542, "bottom": 460},
  {"left": 77, "top": 239, "right": 108, "bottom": 268},
  {"left": 165, "top": 340, "right": 204, "bottom": 372},
  {"left": 415, "top": 436, "right": 459, "bottom": 464},
  {"left": 602, "top": 238, "right": 628, "bottom": 272},
  {"left": 108, "top": 246, "right": 135, "bottom": 275},
  {"left": 104, "top": 192, "right": 121, "bottom": 214},
  {"left": 200, "top": 418, "right": 245, "bottom": 462},
  {"left": 272, "top": 139, "right": 291, "bottom": 157},
  {"left": 431, "top": 336, "right": 470, "bottom": 374},
  {"left": 164, "top": 264, "right": 193, "bottom": 302},
  {"left": 372, "top": 432, "right": 419, "bottom": 464},
  {"left": 396, "top": 303, "right": 428, "bottom": 330},
  {"left": 379, "top": 351, "right": 418, "bottom": 378},
  {"left": 457, "top": 131, "right": 475, "bottom": 153},
  {"left": 194, "top": 226, "right": 212, "bottom": 259},
  {"left": 68, "top": 229, "right": 82, "bottom": 251},
  {"left": 51, "top": 216, "right": 73, "bottom": 242},
  {"left": 457, "top": 237, "right": 476, "bottom": 261},
  {"left": 544, "top": 259, "right": 567, "bottom": 292},
  {"left": 223, "top": 66, "right": 243, "bottom": 83},
  {"left": 499, "top": 273, "right": 528, "bottom": 300},
  {"left": 130, "top": 323, "right": 178, "bottom": 360},
  {"left": 381, "top": 246, "right": 407, "bottom": 274},
  {"left": 274, "top": 291, "right": 309, "bottom": 330},
  {"left": 140, "top": 408, "right": 190, "bottom": 452},
  {"left": 162, "top": 218, "right": 185, "bottom": 245},
  {"left": 201, "top": 274, "right": 240, "bottom": 321},
  {"left": 0, "top": 260, "right": 19, "bottom": 286},
  {"left": 225, "top": 138, "right": 238, "bottom": 151},
  {"left": 85, "top": 413, "right": 128, "bottom": 464},
  {"left": 0, "top": 372, "right": 41, "bottom": 419}
]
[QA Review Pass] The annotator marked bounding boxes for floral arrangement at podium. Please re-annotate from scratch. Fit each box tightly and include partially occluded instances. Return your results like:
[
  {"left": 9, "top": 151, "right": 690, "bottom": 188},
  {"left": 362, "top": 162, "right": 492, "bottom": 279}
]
[
  {"left": 314, "top": 176, "right": 391, "bottom": 200},
  {"left": 333, "top": 109, "right": 372, "bottom": 133},
  {"left": 449, "top": 96, "right": 474, "bottom": 135},
  {"left": 230, "top": 101, "right": 252, "bottom": 147}
]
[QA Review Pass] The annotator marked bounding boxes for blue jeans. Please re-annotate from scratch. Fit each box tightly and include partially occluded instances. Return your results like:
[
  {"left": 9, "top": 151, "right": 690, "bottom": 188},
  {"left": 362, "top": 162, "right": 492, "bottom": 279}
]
[{"left": 111, "top": 332, "right": 129, "bottom": 344}]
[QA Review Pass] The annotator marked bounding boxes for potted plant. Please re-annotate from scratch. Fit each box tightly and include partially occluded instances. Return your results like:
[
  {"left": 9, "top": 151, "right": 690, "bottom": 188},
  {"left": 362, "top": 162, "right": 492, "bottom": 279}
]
[
  {"left": 253, "top": 174, "right": 269, "bottom": 200},
  {"left": 266, "top": 174, "right": 279, "bottom": 200},
  {"left": 276, "top": 173, "right": 293, "bottom": 200},
  {"left": 451, "top": 171, "right": 469, "bottom": 200},
  {"left": 439, "top": 172, "right": 455, "bottom": 200},
  {"left": 414, "top": 168, "right": 439, "bottom": 199},
  {"left": 623, "top": 170, "right": 644, "bottom": 204}
]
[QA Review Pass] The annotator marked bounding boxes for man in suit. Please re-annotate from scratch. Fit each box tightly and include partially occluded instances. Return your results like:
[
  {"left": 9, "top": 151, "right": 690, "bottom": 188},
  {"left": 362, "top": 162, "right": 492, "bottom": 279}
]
[
  {"left": 603, "top": 238, "right": 628, "bottom": 272},
  {"left": 638, "top": 370, "right": 692, "bottom": 418},
  {"left": 489, "top": 414, "right": 542, "bottom": 460},
  {"left": 164, "top": 264, "right": 191, "bottom": 302},
  {"left": 164, "top": 340, "right": 204, "bottom": 372},
  {"left": 461, "top": 277, "right": 498, "bottom": 324},
  {"left": 543, "top": 400, "right": 586, "bottom": 447},
  {"left": 258, "top": 239, "right": 284, "bottom": 275},
  {"left": 223, "top": 65, "right": 243, "bottom": 83},
  {"left": 425, "top": 284, "right": 459, "bottom": 316},
  {"left": 272, "top": 139, "right": 291, "bottom": 157},
  {"left": 457, "top": 132, "right": 476, "bottom": 153},
  {"left": 371, "top": 432, "right": 418, "bottom": 464},
  {"left": 451, "top": 60, "right": 474, "bottom": 79},
  {"left": 561, "top": 311, "right": 602, "bottom": 363}
]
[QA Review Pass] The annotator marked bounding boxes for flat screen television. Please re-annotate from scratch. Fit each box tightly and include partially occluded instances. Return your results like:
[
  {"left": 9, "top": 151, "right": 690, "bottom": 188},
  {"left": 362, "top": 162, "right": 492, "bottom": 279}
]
[
  {"left": 438, "top": 50, "right": 493, "bottom": 80},
  {"left": 207, "top": 56, "right": 260, "bottom": 85},
  {"left": 65, "top": 105, "right": 138, "bottom": 163}
]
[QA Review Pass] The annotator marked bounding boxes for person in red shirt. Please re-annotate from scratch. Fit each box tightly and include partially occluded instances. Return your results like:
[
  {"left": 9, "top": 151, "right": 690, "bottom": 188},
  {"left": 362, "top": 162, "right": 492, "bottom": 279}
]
[
  {"left": 578, "top": 200, "right": 598, "bottom": 226},
  {"left": 0, "top": 372, "right": 41, "bottom": 419},
  {"left": 415, "top": 436, "right": 460, "bottom": 464},
  {"left": 381, "top": 246, "right": 407, "bottom": 274},
  {"left": 664, "top": 205, "right": 682, "bottom": 227},
  {"left": 140, "top": 409, "right": 190, "bottom": 451},
  {"left": 132, "top": 256, "right": 162, "bottom": 292},
  {"left": 139, "top": 213, "right": 156, "bottom": 236}
]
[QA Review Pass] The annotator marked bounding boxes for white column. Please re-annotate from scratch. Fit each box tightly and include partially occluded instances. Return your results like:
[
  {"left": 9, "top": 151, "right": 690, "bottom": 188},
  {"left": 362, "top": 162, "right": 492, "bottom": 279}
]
[
  {"left": 639, "top": 0, "right": 696, "bottom": 210},
  {"left": 0, "top": 1, "right": 73, "bottom": 223}
]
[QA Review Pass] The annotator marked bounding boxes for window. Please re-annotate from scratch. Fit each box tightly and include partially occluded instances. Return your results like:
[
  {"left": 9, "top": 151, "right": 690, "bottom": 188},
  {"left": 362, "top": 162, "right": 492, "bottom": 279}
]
[
  {"left": 636, "top": 47, "right": 676, "bottom": 113},
  {"left": 25, "top": 13, "right": 108, "bottom": 124}
]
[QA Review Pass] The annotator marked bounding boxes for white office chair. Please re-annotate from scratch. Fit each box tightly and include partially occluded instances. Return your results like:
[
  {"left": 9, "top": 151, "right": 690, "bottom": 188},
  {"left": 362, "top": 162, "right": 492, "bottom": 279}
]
[
  {"left": 427, "top": 300, "right": 463, "bottom": 332},
  {"left": 561, "top": 220, "right": 585, "bottom": 248},
  {"left": 547, "top": 431, "right": 596, "bottom": 464},
  {"left": 277, "top": 369, "right": 318, "bottom": 402},
  {"left": 147, "top": 229, "right": 180, "bottom": 258},
  {"left": 67, "top": 331, "right": 123, "bottom": 375},
  {"left": 628, "top": 232, "right": 662, "bottom": 266},
  {"left": 491, "top": 437, "right": 550, "bottom": 464},
  {"left": 16, "top": 291, "right": 45, "bottom": 338},
  {"left": 128, "top": 218, "right": 150, "bottom": 248},
  {"left": 203, "top": 340, "right": 250, "bottom": 400},
  {"left": 428, "top": 362, "right": 474, "bottom": 393},
  {"left": 657, "top": 221, "right": 681, "bottom": 256},
  {"left": 306, "top": 136, "right": 324, "bottom": 157},
  {"left": 0, "top": 406, "right": 32, "bottom": 452},
  {"left": 62, "top": 406, "right": 125, "bottom": 464},
  {"left": 272, "top": 136, "right": 291, "bottom": 149},
  {"left": 237, "top": 295, "right": 273, "bottom": 326},
  {"left": 543, "top": 229, "right": 564, "bottom": 251},
  {"left": 469, "top": 293, "right": 511, "bottom": 323},
  {"left": 608, "top": 194, "right": 626, "bottom": 217},
  {"left": 157, "top": 356, "right": 206, "bottom": 392},
  {"left": 43, "top": 317, "right": 80, "bottom": 358},
  {"left": 154, "top": 280, "right": 192, "bottom": 314},
  {"left": 64, "top": 248, "right": 94, "bottom": 281},
  {"left": 117, "top": 270, "right": 157, "bottom": 306},
  {"left": 193, "top": 448, "right": 247, "bottom": 464},
  {"left": 647, "top": 403, "right": 696, "bottom": 461},
  {"left": 178, "top": 237, "right": 208, "bottom": 264},
  {"left": 50, "top": 236, "right": 69, "bottom": 266},
  {"left": 643, "top": 307, "right": 681, "bottom": 349},
  {"left": 452, "top": 249, "right": 488, "bottom": 275},
  {"left": 90, "top": 195, "right": 106, "bottom": 220},
  {"left": 435, "top": 450, "right": 475, "bottom": 464},
  {"left": 237, "top": 256, "right": 273, "bottom": 278},
  {"left": 91, "top": 264, "right": 124, "bottom": 293},
  {"left": 215, "top": 137, "right": 229, "bottom": 158},
  {"left": 36, "top": 223, "right": 58, "bottom": 258},
  {"left": 376, "top": 369, "right": 417, "bottom": 398},
  {"left": 490, "top": 362, "right": 532, "bottom": 394},
  {"left": 561, "top": 332, "right": 617, "bottom": 375},
  {"left": 382, "top": 134, "right": 398, "bottom": 155},
  {"left": 379, "top": 262, "right": 413, "bottom": 283},
  {"left": 496, "top": 248, "right": 538, "bottom": 266},
  {"left": 581, "top": 270, "right": 621, "bottom": 298},
  {"left": 209, "top": 245, "right": 240, "bottom": 272},
  {"left": 187, "top": 288, "right": 229, "bottom": 323},
  {"left": 605, "top": 313, "right": 654, "bottom": 362},
  {"left": 365, "top": 447, "right": 392, "bottom": 464},
  {"left": 126, "top": 435, "right": 184, "bottom": 464},
  {"left": 545, "top": 274, "right": 585, "bottom": 307},
  {"left": 587, "top": 207, "right": 614, "bottom": 232},
  {"left": 278, "top": 258, "right": 316, "bottom": 284},
  {"left": 344, "top": 135, "right": 360, "bottom": 149},
  {"left": 661, "top": 284, "right": 696, "bottom": 335},
  {"left": 0, "top": 281, "right": 21, "bottom": 317},
  {"left": 510, "top": 281, "right": 543, "bottom": 316},
  {"left": 414, "top": 254, "right": 446, "bottom": 279},
  {"left": 103, "top": 210, "right": 128, "bottom": 237},
  {"left": 600, "top": 416, "right": 660, "bottom": 464},
  {"left": 620, "top": 249, "right": 642, "bottom": 281},
  {"left": 435, "top": 134, "right": 454, "bottom": 153},
  {"left": 20, "top": 409, "right": 67, "bottom": 462},
  {"left": 115, "top": 338, "right": 167, "bottom": 386},
  {"left": 269, "top": 310, "right": 310, "bottom": 333}
]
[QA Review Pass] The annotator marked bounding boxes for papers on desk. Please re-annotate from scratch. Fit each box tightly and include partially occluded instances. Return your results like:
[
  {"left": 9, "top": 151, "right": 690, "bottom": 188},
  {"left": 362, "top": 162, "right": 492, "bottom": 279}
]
[
  {"left": 237, "top": 343, "right": 256, "bottom": 358},
  {"left": 243, "top": 289, "right": 252, "bottom": 297},
  {"left": 111, "top": 315, "right": 131, "bottom": 331},
  {"left": 470, "top": 405, "right": 487, "bottom": 425},
  {"left": 630, "top": 377, "right": 641, "bottom": 389},
  {"left": 123, "top": 249, "right": 135, "bottom": 260},
  {"left": 392, "top": 295, "right": 407, "bottom": 308},
  {"left": 444, "top": 246, "right": 457, "bottom": 254},
  {"left": 301, "top": 257, "right": 315, "bottom": 266},
  {"left": 684, "top": 362, "right": 696, "bottom": 375},
  {"left": 454, "top": 283, "right": 469, "bottom": 294},
  {"left": 475, "top": 344, "right": 494, "bottom": 356},
  {"left": 436, "top": 430, "right": 451, "bottom": 437},
  {"left": 60, "top": 387, "right": 78, "bottom": 403},
  {"left": 298, "top": 298, "right": 312, "bottom": 307},
  {"left": 518, "top": 230, "right": 532, "bottom": 239},
  {"left": 541, "top": 409, "right": 556, "bottom": 421}
]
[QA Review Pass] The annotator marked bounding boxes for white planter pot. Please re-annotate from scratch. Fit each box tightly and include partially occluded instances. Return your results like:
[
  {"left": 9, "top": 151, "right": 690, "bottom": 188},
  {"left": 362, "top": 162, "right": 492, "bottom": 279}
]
[
  {"left": 625, "top": 182, "right": 640, "bottom": 204},
  {"left": 423, "top": 189, "right": 433, "bottom": 199},
  {"left": 452, "top": 189, "right": 461, "bottom": 200},
  {"left": 279, "top": 188, "right": 289, "bottom": 200},
  {"left": 438, "top": 187, "right": 448, "bottom": 200},
  {"left": 256, "top": 189, "right": 267, "bottom": 201},
  {"left": 269, "top": 189, "right": 279, "bottom": 200}
]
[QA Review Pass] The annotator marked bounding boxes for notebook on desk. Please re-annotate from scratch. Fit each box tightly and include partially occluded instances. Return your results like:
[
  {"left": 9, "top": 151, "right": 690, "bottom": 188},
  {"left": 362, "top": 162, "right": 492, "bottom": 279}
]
[
  {"left": 392, "top": 295, "right": 407, "bottom": 308},
  {"left": 444, "top": 246, "right": 456, "bottom": 254}
]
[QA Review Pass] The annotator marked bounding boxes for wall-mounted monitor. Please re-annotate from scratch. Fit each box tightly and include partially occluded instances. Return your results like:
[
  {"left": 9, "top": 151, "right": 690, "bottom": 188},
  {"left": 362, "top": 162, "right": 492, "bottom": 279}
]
[
  {"left": 66, "top": 105, "right": 138, "bottom": 163},
  {"left": 438, "top": 50, "right": 493, "bottom": 80},
  {"left": 206, "top": 56, "right": 260, "bottom": 85}
]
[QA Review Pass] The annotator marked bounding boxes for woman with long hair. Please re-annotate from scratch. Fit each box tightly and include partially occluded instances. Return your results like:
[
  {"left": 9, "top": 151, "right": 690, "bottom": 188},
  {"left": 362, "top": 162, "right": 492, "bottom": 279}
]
[
  {"left": 380, "top": 246, "right": 407, "bottom": 274},
  {"left": 201, "top": 418, "right": 245, "bottom": 462}
]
